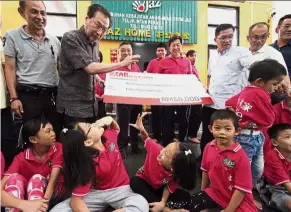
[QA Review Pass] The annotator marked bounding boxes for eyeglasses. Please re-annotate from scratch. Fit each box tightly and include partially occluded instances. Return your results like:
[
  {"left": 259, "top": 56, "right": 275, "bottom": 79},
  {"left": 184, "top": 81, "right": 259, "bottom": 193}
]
[
  {"left": 249, "top": 34, "right": 269, "bottom": 41},
  {"left": 86, "top": 124, "right": 92, "bottom": 137},
  {"left": 280, "top": 24, "right": 291, "bottom": 30},
  {"left": 216, "top": 35, "right": 234, "bottom": 42},
  {"left": 92, "top": 20, "right": 108, "bottom": 33}
]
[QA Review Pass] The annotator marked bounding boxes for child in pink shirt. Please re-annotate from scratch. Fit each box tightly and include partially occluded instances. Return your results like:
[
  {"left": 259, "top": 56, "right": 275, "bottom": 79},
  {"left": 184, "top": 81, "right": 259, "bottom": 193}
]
[
  {"left": 226, "top": 59, "right": 287, "bottom": 187},
  {"left": 166, "top": 109, "right": 257, "bottom": 212},
  {"left": 264, "top": 96, "right": 291, "bottom": 154},
  {"left": 129, "top": 113, "right": 196, "bottom": 212}
]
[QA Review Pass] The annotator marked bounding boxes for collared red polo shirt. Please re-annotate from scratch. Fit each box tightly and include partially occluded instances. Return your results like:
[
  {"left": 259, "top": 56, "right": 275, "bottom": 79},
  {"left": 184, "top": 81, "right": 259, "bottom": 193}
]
[
  {"left": 264, "top": 148, "right": 291, "bottom": 186},
  {"left": 5, "top": 142, "right": 63, "bottom": 180},
  {"left": 157, "top": 56, "right": 192, "bottom": 75},
  {"left": 226, "top": 86, "right": 275, "bottom": 130},
  {"left": 273, "top": 100, "right": 291, "bottom": 124},
  {"left": 72, "top": 129, "right": 129, "bottom": 197},
  {"left": 201, "top": 140, "right": 256, "bottom": 212},
  {"left": 118, "top": 63, "right": 141, "bottom": 72},
  {"left": 147, "top": 58, "right": 162, "bottom": 74},
  {"left": 136, "top": 138, "right": 178, "bottom": 193}
]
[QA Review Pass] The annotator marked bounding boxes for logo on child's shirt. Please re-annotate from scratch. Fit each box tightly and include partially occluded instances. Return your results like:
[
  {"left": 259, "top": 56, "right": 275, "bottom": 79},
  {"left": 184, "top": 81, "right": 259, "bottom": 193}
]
[
  {"left": 109, "top": 142, "right": 115, "bottom": 152},
  {"left": 223, "top": 157, "right": 235, "bottom": 168}
]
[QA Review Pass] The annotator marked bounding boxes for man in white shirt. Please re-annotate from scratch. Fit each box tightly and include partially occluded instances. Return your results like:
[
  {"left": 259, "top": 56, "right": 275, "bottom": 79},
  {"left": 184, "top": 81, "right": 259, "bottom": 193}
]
[
  {"left": 241, "top": 22, "right": 288, "bottom": 84},
  {"left": 200, "top": 24, "right": 253, "bottom": 156},
  {"left": 242, "top": 22, "right": 290, "bottom": 104}
]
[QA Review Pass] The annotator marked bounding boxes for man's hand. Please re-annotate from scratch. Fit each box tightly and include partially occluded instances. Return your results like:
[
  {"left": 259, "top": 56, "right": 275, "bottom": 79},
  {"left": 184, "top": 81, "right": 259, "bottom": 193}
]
[
  {"left": 21, "top": 199, "right": 49, "bottom": 212},
  {"left": 129, "top": 112, "right": 148, "bottom": 131},
  {"left": 279, "top": 76, "right": 291, "bottom": 96},
  {"left": 11, "top": 99, "right": 24, "bottom": 117},
  {"left": 149, "top": 201, "right": 166, "bottom": 212},
  {"left": 95, "top": 94, "right": 103, "bottom": 100},
  {"left": 121, "top": 55, "right": 140, "bottom": 67}
]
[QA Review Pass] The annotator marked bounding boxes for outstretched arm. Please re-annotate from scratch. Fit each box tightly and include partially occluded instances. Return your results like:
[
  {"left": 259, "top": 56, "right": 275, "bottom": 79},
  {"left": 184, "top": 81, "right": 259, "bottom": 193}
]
[{"left": 129, "top": 113, "right": 149, "bottom": 141}]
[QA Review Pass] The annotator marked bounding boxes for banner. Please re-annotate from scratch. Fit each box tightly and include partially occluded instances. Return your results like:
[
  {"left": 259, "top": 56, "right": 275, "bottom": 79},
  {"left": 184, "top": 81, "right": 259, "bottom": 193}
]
[
  {"left": 103, "top": 71, "right": 213, "bottom": 105},
  {"left": 92, "top": 1, "right": 197, "bottom": 44}
]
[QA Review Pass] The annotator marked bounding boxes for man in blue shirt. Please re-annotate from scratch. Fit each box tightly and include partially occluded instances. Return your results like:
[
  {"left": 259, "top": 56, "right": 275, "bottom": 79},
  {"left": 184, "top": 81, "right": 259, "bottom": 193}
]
[{"left": 270, "top": 14, "right": 291, "bottom": 104}]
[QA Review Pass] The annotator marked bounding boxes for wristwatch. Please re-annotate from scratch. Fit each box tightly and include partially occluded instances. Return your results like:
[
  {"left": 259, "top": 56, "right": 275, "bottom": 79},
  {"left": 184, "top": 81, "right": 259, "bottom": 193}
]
[{"left": 9, "top": 97, "right": 19, "bottom": 103}]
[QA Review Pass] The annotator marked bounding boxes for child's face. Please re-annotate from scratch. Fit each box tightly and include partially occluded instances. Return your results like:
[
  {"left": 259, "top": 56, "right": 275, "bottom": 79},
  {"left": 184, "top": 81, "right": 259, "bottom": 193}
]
[
  {"left": 274, "top": 129, "right": 291, "bottom": 153},
  {"left": 34, "top": 123, "right": 56, "bottom": 146},
  {"left": 261, "top": 75, "right": 285, "bottom": 93},
  {"left": 78, "top": 122, "right": 104, "bottom": 144},
  {"left": 209, "top": 119, "right": 236, "bottom": 148},
  {"left": 157, "top": 142, "right": 180, "bottom": 170}
]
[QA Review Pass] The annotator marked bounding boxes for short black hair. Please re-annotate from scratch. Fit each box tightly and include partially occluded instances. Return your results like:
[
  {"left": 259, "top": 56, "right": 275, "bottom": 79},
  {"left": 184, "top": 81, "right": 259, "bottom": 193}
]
[
  {"left": 21, "top": 118, "right": 50, "bottom": 150},
  {"left": 19, "top": 1, "right": 45, "bottom": 10},
  {"left": 215, "top": 24, "right": 235, "bottom": 37},
  {"left": 248, "top": 59, "right": 287, "bottom": 83},
  {"left": 156, "top": 42, "right": 167, "bottom": 50},
  {"left": 119, "top": 41, "right": 133, "bottom": 48},
  {"left": 268, "top": 123, "right": 291, "bottom": 140},
  {"left": 168, "top": 35, "right": 183, "bottom": 46},
  {"left": 210, "top": 109, "right": 239, "bottom": 130},
  {"left": 87, "top": 4, "right": 112, "bottom": 27},
  {"left": 172, "top": 142, "right": 196, "bottom": 190},
  {"left": 186, "top": 50, "right": 196, "bottom": 57},
  {"left": 248, "top": 22, "right": 270, "bottom": 34},
  {"left": 278, "top": 14, "right": 291, "bottom": 26}
]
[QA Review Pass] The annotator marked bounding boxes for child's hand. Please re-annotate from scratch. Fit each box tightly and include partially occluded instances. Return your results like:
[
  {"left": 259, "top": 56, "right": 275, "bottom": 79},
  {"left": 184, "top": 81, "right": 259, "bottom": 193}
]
[
  {"left": 149, "top": 201, "right": 165, "bottom": 212},
  {"left": 95, "top": 116, "right": 113, "bottom": 127},
  {"left": 129, "top": 112, "right": 148, "bottom": 131},
  {"left": 21, "top": 199, "right": 49, "bottom": 212}
]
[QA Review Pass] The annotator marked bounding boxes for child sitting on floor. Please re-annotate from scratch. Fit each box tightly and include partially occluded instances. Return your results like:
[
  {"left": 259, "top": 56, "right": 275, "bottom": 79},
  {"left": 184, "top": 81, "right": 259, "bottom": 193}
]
[
  {"left": 1, "top": 118, "right": 64, "bottom": 212},
  {"left": 166, "top": 109, "right": 257, "bottom": 212},
  {"left": 258, "top": 124, "right": 291, "bottom": 212},
  {"left": 129, "top": 113, "right": 197, "bottom": 212},
  {"left": 264, "top": 96, "right": 291, "bottom": 154}
]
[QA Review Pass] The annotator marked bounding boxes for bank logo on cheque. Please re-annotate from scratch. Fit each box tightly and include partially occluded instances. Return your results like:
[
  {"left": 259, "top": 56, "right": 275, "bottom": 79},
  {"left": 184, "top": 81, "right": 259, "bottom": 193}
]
[{"left": 132, "top": 1, "right": 161, "bottom": 13}]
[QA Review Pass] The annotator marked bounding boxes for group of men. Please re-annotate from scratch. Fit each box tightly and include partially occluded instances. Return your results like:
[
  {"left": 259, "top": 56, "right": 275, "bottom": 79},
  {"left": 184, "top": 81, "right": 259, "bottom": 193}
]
[{"left": 1, "top": 0, "right": 291, "bottom": 165}]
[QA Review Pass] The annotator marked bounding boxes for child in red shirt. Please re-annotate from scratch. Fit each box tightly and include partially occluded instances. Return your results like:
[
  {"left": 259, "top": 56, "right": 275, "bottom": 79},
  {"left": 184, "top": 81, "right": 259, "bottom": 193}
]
[
  {"left": 225, "top": 59, "right": 287, "bottom": 187},
  {"left": 263, "top": 97, "right": 291, "bottom": 154},
  {"left": 259, "top": 124, "right": 291, "bottom": 212},
  {"left": 50, "top": 116, "right": 148, "bottom": 212},
  {"left": 129, "top": 113, "right": 197, "bottom": 212},
  {"left": 166, "top": 109, "right": 257, "bottom": 211},
  {"left": 1, "top": 118, "right": 64, "bottom": 212}
]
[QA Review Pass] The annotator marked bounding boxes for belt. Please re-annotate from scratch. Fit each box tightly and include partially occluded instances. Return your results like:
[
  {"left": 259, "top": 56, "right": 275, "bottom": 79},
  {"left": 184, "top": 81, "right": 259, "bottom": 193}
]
[
  {"left": 17, "top": 84, "right": 57, "bottom": 93},
  {"left": 240, "top": 129, "right": 261, "bottom": 135}
]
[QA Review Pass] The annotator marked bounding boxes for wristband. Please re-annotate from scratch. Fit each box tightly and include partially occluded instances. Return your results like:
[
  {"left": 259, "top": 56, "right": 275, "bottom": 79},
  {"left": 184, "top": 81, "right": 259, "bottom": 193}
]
[{"left": 9, "top": 97, "right": 19, "bottom": 103}]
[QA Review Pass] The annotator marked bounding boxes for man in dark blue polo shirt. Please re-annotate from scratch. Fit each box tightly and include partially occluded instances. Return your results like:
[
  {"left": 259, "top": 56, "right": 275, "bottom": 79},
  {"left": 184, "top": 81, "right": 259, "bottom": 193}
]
[{"left": 270, "top": 14, "right": 291, "bottom": 104}]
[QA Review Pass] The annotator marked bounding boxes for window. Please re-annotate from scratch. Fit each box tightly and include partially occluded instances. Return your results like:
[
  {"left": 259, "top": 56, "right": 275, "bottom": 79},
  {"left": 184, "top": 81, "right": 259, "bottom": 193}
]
[
  {"left": 44, "top": 1, "right": 77, "bottom": 38},
  {"left": 208, "top": 5, "right": 239, "bottom": 58}
]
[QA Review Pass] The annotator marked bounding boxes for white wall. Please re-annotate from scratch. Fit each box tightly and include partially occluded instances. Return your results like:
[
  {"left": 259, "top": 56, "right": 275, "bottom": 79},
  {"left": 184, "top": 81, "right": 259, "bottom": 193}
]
[{"left": 272, "top": 1, "right": 291, "bottom": 42}]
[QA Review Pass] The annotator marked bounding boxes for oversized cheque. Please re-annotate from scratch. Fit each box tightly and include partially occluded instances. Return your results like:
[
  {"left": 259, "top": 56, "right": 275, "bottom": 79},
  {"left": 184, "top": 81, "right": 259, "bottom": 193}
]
[{"left": 103, "top": 71, "right": 213, "bottom": 105}]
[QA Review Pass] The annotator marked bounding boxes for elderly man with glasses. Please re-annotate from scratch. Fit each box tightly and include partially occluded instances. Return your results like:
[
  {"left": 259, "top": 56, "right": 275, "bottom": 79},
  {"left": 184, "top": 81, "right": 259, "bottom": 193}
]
[{"left": 57, "top": 4, "right": 140, "bottom": 127}]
